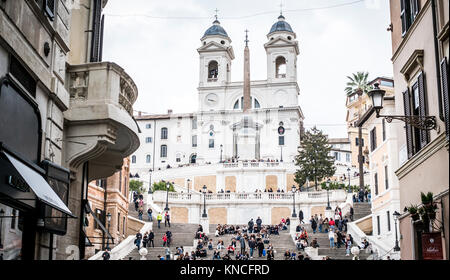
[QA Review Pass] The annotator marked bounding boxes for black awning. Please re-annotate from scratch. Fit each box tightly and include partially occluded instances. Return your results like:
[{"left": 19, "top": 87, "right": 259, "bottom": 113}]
[{"left": 1, "top": 151, "right": 75, "bottom": 217}]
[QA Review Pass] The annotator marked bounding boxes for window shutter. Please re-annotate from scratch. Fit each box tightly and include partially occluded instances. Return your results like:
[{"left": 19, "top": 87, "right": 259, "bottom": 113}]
[
  {"left": 374, "top": 173, "right": 378, "bottom": 195},
  {"left": 440, "top": 58, "right": 449, "bottom": 140},
  {"left": 90, "top": 0, "right": 102, "bottom": 62},
  {"left": 400, "top": 0, "right": 408, "bottom": 36},
  {"left": 403, "top": 89, "right": 414, "bottom": 159},
  {"left": 417, "top": 72, "right": 429, "bottom": 148},
  {"left": 44, "top": 0, "right": 55, "bottom": 21}
]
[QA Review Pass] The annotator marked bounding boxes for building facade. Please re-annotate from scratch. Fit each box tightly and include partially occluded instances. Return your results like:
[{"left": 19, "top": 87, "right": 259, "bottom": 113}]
[
  {"left": 389, "top": 0, "right": 449, "bottom": 260},
  {"left": 84, "top": 158, "right": 130, "bottom": 258},
  {"left": 131, "top": 15, "right": 304, "bottom": 194},
  {"left": 0, "top": 0, "right": 140, "bottom": 260}
]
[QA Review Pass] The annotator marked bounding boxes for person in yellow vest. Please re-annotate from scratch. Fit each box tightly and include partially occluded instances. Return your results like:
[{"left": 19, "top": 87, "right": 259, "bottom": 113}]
[{"left": 157, "top": 212, "right": 163, "bottom": 229}]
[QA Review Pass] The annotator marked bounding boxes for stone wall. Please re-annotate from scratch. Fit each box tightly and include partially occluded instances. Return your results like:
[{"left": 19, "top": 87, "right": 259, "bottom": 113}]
[
  {"left": 127, "top": 217, "right": 145, "bottom": 237},
  {"left": 310, "top": 206, "right": 325, "bottom": 217}
]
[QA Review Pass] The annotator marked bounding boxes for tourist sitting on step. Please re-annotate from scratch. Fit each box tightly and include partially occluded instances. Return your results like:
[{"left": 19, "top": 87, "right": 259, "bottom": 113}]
[
  {"left": 310, "top": 238, "right": 320, "bottom": 248},
  {"left": 227, "top": 244, "right": 235, "bottom": 255},
  {"left": 212, "top": 250, "right": 221, "bottom": 260},
  {"left": 216, "top": 240, "right": 224, "bottom": 250},
  {"left": 207, "top": 239, "right": 213, "bottom": 250}
]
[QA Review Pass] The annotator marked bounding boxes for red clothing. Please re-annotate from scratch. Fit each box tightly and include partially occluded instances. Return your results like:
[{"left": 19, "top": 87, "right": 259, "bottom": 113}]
[{"left": 329, "top": 220, "right": 335, "bottom": 226}]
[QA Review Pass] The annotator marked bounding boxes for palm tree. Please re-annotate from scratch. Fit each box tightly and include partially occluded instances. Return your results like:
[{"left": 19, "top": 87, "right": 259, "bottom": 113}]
[{"left": 344, "top": 72, "right": 371, "bottom": 96}]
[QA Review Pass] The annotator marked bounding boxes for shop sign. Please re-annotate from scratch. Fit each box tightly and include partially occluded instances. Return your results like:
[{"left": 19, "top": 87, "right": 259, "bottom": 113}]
[{"left": 421, "top": 232, "right": 443, "bottom": 260}]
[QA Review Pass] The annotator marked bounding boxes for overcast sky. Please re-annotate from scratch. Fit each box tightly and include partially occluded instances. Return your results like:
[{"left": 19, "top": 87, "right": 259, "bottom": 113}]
[{"left": 102, "top": 0, "right": 393, "bottom": 138}]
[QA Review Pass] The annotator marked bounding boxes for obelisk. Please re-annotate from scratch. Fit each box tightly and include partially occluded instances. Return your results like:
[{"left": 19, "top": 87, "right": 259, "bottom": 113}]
[{"left": 243, "top": 30, "right": 251, "bottom": 112}]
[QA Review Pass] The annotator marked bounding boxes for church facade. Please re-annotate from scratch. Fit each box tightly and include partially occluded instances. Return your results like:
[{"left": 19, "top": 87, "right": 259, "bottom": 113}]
[{"left": 131, "top": 15, "right": 305, "bottom": 193}]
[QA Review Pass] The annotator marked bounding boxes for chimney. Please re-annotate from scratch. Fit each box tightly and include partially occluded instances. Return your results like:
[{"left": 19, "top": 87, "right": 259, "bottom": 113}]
[{"left": 243, "top": 30, "right": 251, "bottom": 112}]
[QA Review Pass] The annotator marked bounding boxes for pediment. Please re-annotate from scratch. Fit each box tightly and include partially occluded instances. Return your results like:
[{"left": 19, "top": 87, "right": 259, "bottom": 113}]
[
  {"left": 198, "top": 41, "right": 228, "bottom": 52},
  {"left": 265, "top": 37, "right": 295, "bottom": 47}
]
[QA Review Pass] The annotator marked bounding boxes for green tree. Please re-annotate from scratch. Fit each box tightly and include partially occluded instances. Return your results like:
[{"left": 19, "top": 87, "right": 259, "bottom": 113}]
[
  {"left": 129, "top": 180, "right": 144, "bottom": 194},
  {"left": 294, "top": 127, "right": 336, "bottom": 190},
  {"left": 152, "top": 181, "right": 175, "bottom": 192},
  {"left": 344, "top": 71, "right": 371, "bottom": 96}
]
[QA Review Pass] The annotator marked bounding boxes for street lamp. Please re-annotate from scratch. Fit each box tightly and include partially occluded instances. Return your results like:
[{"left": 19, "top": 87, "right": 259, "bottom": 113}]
[
  {"left": 326, "top": 179, "right": 332, "bottom": 210},
  {"left": 187, "top": 179, "right": 191, "bottom": 194},
  {"left": 393, "top": 211, "right": 401, "bottom": 252},
  {"left": 148, "top": 169, "right": 153, "bottom": 194},
  {"left": 106, "top": 212, "right": 112, "bottom": 250},
  {"left": 368, "top": 83, "right": 437, "bottom": 130},
  {"left": 164, "top": 181, "right": 170, "bottom": 211},
  {"left": 347, "top": 168, "right": 351, "bottom": 193},
  {"left": 202, "top": 185, "right": 208, "bottom": 218},
  {"left": 220, "top": 144, "right": 223, "bottom": 163},
  {"left": 0, "top": 208, "right": 4, "bottom": 249},
  {"left": 291, "top": 185, "right": 297, "bottom": 217}
]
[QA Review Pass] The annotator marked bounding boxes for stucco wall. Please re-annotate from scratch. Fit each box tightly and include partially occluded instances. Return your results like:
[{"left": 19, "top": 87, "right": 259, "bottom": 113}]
[
  {"left": 266, "top": 175, "right": 278, "bottom": 191},
  {"left": 194, "top": 175, "right": 217, "bottom": 192},
  {"left": 286, "top": 174, "right": 298, "bottom": 192},
  {"left": 209, "top": 208, "right": 227, "bottom": 224},
  {"left": 310, "top": 206, "right": 325, "bottom": 217},
  {"left": 170, "top": 207, "right": 189, "bottom": 223},
  {"left": 271, "top": 207, "right": 290, "bottom": 225},
  {"left": 225, "top": 176, "right": 236, "bottom": 192},
  {"left": 127, "top": 218, "right": 145, "bottom": 237}
]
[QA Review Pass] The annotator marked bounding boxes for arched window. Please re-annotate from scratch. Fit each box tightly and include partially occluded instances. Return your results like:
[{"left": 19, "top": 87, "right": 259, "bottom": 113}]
[
  {"left": 161, "top": 127, "right": 168, "bottom": 139},
  {"left": 208, "top": 60, "right": 218, "bottom": 81},
  {"left": 176, "top": 153, "right": 181, "bottom": 163},
  {"left": 254, "top": 98, "right": 260, "bottom": 109},
  {"left": 160, "top": 145, "right": 167, "bottom": 158},
  {"left": 275, "top": 56, "right": 287, "bottom": 78},
  {"left": 233, "top": 100, "right": 239, "bottom": 109},
  {"left": 190, "top": 154, "right": 197, "bottom": 164},
  {"left": 146, "top": 155, "right": 151, "bottom": 163},
  {"left": 131, "top": 155, "right": 136, "bottom": 164}
]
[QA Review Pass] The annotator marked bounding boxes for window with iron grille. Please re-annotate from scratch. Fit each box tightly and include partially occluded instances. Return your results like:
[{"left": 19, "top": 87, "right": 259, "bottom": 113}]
[
  {"left": 377, "top": 215, "right": 381, "bottom": 235},
  {"left": 160, "top": 145, "right": 167, "bottom": 158},
  {"left": 161, "top": 128, "right": 168, "bottom": 139}
]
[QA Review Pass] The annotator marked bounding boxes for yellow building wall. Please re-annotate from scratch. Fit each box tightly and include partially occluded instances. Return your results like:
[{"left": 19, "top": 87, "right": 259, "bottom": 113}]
[
  {"left": 225, "top": 176, "right": 236, "bottom": 192},
  {"left": 170, "top": 207, "right": 188, "bottom": 223},
  {"left": 194, "top": 175, "right": 217, "bottom": 192},
  {"left": 209, "top": 208, "right": 227, "bottom": 225},
  {"left": 266, "top": 175, "right": 278, "bottom": 191},
  {"left": 311, "top": 206, "right": 326, "bottom": 217},
  {"left": 271, "top": 207, "right": 291, "bottom": 224},
  {"left": 286, "top": 174, "right": 298, "bottom": 192}
]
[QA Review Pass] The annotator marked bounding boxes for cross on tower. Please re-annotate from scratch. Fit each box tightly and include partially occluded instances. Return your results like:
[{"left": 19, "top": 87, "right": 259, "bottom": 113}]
[
  {"left": 279, "top": 1, "right": 283, "bottom": 15},
  {"left": 214, "top": 8, "right": 219, "bottom": 21},
  {"left": 244, "top": 29, "right": 249, "bottom": 46}
]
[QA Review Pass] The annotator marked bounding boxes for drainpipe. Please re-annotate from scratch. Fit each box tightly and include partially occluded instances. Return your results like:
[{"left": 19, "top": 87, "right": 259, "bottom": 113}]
[{"left": 431, "top": 0, "right": 444, "bottom": 121}]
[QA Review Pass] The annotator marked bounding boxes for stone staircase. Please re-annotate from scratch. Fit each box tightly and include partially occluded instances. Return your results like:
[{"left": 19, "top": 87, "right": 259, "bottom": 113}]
[
  {"left": 123, "top": 205, "right": 198, "bottom": 260},
  {"left": 352, "top": 202, "right": 372, "bottom": 221},
  {"left": 308, "top": 231, "right": 372, "bottom": 260},
  {"left": 208, "top": 224, "right": 298, "bottom": 260}
]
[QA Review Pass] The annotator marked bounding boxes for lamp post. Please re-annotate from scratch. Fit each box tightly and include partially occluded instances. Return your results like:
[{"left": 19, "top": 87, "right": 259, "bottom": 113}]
[
  {"left": 220, "top": 144, "right": 223, "bottom": 163},
  {"left": 164, "top": 181, "right": 170, "bottom": 211},
  {"left": 291, "top": 185, "right": 297, "bottom": 217},
  {"left": 106, "top": 212, "right": 112, "bottom": 250},
  {"left": 280, "top": 145, "right": 283, "bottom": 162},
  {"left": 187, "top": 179, "right": 191, "bottom": 194},
  {"left": 347, "top": 168, "right": 351, "bottom": 193},
  {"left": 326, "top": 179, "right": 332, "bottom": 210},
  {"left": 393, "top": 211, "right": 401, "bottom": 252},
  {"left": 0, "top": 208, "right": 4, "bottom": 249},
  {"left": 148, "top": 169, "right": 153, "bottom": 194},
  {"left": 202, "top": 185, "right": 208, "bottom": 218},
  {"left": 368, "top": 83, "right": 437, "bottom": 130}
]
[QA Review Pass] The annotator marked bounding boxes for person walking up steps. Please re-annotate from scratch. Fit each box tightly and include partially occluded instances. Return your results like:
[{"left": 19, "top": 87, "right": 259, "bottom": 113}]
[
  {"left": 248, "top": 219, "right": 254, "bottom": 234},
  {"left": 328, "top": 230, "right": 335, "bottom": 249},
  {"left": 157, "top": 212, "right": 163, "bottom": 229},
  {"left": 148, "top": 230, "right": 155, "bottom": 248},
  {"left": 147, "top": 208, "right": 153, "bottom": 221},
  {"left": 165, "top": 211, "right": 171, "bottom": 227},
  {"left": 310, "top": 216, "right": 317, "bottom": 234}
]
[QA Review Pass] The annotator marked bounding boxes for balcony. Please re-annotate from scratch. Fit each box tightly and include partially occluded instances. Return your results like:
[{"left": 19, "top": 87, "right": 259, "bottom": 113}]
[{"left": 64, "top": 62, "right": 140, "bottom": 180}]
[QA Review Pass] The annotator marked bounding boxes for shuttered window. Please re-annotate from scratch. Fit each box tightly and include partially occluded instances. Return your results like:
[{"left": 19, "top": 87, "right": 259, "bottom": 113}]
[
  {"left": 160, "top": 145, "right": 167, "bottom": 158},
  {"left": 417, "top": 72, "right": 430, "bottom": 149},
  {"left": 377, "top": 216, "right": 381, "bottom": 236},
  {"left": 387, "top": 211, "right": 391, "bottom": 232},
  {"left": 384, "top": 165, "right": 389, "bottom": 190},
  {"left": 90, "top": 0, "right": 105, "bottom": 62},
  {"left": 401, "top": 0, "right": 420, "bottom": 36},
  {"left": 441, "top": 58, "right": 449, "bottom": 140},
  {"left": 370, "top": 127, "right": 377, "bottom": 152},
  {"left": 374, "top": 173, "right": 379, "bottom": 195},
  {"left": 403, "top": 89, "right": 414, "bottom": 159}
]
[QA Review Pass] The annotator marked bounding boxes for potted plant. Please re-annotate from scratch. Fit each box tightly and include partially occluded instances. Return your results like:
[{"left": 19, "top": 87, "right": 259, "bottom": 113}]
[
  {"left": 421, "top": 192, "right": 434, "bottom": 207},
  {"left": 407, "top": 205, "right": 420, "bottom": 221}
]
